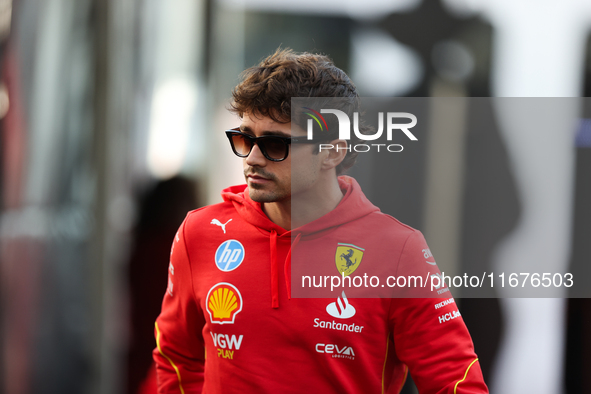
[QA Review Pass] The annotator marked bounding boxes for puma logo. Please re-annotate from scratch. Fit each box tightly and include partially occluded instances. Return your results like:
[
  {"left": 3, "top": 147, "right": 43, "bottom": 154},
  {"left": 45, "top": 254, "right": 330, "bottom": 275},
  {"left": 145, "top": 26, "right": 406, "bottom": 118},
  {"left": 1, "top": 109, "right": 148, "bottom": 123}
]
[{"left": 210, "top": 218, "right": 232, "bottom": 234}]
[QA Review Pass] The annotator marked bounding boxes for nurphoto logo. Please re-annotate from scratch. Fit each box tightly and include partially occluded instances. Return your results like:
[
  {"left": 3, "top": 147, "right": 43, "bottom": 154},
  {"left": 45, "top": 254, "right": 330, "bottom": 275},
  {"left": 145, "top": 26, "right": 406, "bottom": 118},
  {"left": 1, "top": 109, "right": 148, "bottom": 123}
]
[{"left": 304, "top": 108, "right": 418, "bottom": 153}]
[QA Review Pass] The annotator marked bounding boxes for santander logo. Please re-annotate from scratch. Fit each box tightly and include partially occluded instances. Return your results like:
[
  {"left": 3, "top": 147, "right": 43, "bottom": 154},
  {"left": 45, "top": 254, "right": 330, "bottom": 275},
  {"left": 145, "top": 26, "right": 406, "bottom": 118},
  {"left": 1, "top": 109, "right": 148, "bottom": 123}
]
[{"left": 326, "top": 291, "right": 356, "bottom": 319}]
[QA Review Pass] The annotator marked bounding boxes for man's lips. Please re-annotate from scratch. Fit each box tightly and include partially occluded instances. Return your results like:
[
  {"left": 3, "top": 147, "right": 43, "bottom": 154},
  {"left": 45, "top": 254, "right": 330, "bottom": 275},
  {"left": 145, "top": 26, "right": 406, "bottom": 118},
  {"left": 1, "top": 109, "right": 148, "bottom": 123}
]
[{"left": 246, "top": 174, "right": 273, "bottom": 183}]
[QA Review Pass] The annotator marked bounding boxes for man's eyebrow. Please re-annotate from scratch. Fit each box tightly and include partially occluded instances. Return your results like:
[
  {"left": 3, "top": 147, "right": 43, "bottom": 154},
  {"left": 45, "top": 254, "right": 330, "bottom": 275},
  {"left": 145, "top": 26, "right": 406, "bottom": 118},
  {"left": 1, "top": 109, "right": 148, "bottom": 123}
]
[{"left": 240, "top": 125, "right": 291, "bottom": 138}]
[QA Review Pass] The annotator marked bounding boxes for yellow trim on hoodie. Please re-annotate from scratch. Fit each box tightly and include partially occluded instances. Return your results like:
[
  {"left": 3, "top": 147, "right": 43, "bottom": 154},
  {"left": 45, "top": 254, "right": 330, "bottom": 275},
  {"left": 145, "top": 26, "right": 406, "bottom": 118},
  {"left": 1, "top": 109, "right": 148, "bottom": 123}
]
[
  {"left": 155, "top": 322, "right": 186, "bottom": 394},
  {"left": 454, "top": 358, "right": 479, "bottom": 394}
]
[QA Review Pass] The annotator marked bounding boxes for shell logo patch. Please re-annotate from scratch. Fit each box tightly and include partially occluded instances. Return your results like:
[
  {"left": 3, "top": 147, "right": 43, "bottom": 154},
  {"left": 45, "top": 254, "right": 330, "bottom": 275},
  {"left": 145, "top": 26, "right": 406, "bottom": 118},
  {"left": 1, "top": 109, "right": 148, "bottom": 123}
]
[
  {"left": 206, "top": 283, "right": 243, "bottom": 324},
  {"left": 335, "top": 243, "right": 364, "bottom": 276}
]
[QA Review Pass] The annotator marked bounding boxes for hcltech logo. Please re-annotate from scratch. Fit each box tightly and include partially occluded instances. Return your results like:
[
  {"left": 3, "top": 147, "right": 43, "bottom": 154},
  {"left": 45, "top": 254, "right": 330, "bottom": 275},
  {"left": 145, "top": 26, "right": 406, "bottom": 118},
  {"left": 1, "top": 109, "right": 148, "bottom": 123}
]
[
  {"left": 215, "top": 240, "right": 245, "bottom": 272},
  {"left": 305, "top": 108, "right": 417, "bottom": 153}
]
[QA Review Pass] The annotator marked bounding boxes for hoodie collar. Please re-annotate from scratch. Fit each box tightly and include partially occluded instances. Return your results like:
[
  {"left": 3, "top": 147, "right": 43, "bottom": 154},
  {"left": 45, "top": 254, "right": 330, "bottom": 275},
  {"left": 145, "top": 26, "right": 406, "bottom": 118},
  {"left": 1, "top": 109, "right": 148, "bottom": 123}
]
[
  {"left": 221, "top": 184, "right": 288, "bottom": 236},
  {"left": 221, "top": 176, "right": 380, "bottom": 235}
]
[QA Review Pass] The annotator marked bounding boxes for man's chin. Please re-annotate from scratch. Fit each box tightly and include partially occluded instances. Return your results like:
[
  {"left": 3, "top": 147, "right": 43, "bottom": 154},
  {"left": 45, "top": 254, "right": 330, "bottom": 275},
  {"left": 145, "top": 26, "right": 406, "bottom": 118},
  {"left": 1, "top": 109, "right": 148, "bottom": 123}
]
[
  {"left": 248, "top": 186, "right": 288, "bottom": 203},
  {"left": 248, "top": 190, "right": 275, "bottom": 203}
]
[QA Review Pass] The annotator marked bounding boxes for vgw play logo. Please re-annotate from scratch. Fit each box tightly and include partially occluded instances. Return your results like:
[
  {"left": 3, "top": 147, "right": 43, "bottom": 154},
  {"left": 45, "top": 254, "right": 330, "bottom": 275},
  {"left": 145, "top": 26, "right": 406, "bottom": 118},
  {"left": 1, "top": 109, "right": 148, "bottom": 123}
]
[{"left": 303, "top": 107, "right": 417, "bottom": 153}]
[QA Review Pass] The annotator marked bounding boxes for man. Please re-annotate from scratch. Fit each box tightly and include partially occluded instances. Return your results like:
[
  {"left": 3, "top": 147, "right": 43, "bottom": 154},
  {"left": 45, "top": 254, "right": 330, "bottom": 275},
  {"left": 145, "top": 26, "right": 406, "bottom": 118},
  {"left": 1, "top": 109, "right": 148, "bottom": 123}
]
[{"left": 153, "top": 48, "right": 488, "bottom": 393}]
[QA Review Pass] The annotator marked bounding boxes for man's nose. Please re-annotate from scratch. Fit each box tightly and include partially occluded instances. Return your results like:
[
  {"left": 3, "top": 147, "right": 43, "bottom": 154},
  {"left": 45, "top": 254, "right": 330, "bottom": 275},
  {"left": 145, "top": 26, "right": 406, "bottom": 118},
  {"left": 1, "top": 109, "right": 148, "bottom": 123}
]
[{"left": 245, "top": 142, "right": 267, "bottom": 166}]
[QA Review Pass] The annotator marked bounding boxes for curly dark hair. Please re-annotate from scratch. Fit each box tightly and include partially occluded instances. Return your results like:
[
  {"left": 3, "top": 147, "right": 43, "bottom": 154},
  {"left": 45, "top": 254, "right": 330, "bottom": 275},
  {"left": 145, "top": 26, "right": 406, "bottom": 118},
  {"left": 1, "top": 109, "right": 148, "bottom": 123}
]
[{"left": 230, "top": 47, "right": 365, "bottom": 175}]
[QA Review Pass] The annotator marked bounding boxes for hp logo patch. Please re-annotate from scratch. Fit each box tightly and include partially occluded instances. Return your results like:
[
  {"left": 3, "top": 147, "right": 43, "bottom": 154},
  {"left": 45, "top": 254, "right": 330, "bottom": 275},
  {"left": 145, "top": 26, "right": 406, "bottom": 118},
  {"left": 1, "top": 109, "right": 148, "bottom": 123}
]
[{"left": 215, "top": 240, "right": 245, "bottom": 272}]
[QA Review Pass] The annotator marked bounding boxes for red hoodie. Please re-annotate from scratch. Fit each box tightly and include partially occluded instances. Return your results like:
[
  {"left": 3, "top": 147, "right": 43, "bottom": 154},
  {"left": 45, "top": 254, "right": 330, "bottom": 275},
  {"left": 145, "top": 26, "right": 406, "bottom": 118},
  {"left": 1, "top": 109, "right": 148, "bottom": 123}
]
[{"left": 153, "top": 176, "right": 488, "bottom": 393}]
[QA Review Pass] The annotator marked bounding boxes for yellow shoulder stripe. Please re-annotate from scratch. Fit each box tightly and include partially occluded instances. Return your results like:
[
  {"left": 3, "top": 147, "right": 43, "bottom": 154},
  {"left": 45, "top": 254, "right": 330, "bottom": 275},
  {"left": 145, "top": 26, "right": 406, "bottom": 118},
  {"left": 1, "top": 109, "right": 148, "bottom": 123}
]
[
  {"left": 454, "top": 358, "right": 479, "bottom": 394},
  {"left": 155, "top": 322, "right": 186, "bottom": 394}
]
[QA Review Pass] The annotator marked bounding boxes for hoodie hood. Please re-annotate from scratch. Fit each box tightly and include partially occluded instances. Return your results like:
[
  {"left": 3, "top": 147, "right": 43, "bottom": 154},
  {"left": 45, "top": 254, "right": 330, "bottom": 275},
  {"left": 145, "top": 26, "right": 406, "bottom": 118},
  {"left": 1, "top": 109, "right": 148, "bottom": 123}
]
[{"left": 221, "top": 175, "right": 380, "bottom": 235}]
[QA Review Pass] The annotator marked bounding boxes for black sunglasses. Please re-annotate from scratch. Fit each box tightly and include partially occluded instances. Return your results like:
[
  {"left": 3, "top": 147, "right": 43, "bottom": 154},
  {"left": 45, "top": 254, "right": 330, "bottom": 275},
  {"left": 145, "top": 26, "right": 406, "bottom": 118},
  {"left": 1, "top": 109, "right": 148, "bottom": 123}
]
[{"left": 225, "top": 128, "right": 325, "bottom": 162}]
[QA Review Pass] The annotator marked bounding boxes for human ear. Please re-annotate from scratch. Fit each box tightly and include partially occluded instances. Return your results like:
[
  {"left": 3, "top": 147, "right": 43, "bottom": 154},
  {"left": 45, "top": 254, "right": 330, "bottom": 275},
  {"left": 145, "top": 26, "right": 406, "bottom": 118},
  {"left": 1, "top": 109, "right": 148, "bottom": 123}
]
[{"left": 320, "top": 139, "right": 348, "bottom": 171}]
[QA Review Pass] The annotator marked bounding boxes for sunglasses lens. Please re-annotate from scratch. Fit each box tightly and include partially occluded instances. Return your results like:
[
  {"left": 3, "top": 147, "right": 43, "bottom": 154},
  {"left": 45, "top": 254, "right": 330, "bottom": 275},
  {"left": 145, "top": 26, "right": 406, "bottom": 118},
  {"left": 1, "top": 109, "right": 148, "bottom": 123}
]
[
  {"left": 227, "top": 131, "right": 289, "bottom": 161},
  {"left": 260, "top": 137, "right": 287, "bottom": 160},
  {"left": 230, "top": 133, "right": 253, "bottom": 156}
]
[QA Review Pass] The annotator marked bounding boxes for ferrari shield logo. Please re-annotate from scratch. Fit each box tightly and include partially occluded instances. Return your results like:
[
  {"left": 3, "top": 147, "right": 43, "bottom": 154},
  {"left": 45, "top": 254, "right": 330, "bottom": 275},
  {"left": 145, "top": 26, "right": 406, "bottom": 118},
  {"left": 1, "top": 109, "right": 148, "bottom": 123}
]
[{"left": 335, "top": 243, "right": 364, "bottom": 276}]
